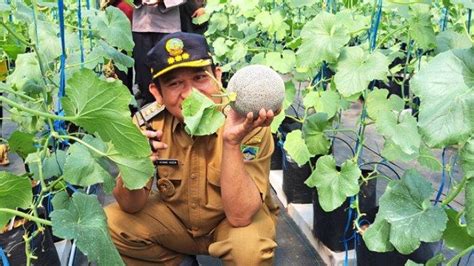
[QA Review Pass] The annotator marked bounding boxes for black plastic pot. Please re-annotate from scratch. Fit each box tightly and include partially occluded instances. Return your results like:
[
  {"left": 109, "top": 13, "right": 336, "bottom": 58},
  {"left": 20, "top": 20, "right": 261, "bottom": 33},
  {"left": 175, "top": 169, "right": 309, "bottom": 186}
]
[
  {"left": 357, "top": 207, "right": 441, "bottom": 265},
  {"left": 282, "top": 152, "right": 315, "bottom": 204},
  {"left": 0, "top": 219, "right": 60, "bottom": 266},
  {"left": 312, "top": 169, "right": 377, "bottom": 252},
  {"left": 279, "top": 118, "right": 316, "bottom": 204},
  {"left": 270, "top": 133, "right": 283, "bottom": 170}
]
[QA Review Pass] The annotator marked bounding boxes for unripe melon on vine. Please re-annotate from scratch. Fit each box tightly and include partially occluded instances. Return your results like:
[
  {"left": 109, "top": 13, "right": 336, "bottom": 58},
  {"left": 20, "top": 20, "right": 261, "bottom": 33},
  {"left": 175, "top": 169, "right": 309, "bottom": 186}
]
[{"left": 227, "top": 65, "right": 285, "bottom": 117}]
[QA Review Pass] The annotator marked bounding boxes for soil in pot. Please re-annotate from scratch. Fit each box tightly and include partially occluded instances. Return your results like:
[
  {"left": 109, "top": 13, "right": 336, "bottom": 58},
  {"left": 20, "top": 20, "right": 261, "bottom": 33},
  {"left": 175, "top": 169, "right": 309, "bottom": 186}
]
[
  {"left": 357, "top": 207, "right": 441, "bottom": 266},
  {"left": 312, "top": 168, "right": 377, "bottom": 252}
]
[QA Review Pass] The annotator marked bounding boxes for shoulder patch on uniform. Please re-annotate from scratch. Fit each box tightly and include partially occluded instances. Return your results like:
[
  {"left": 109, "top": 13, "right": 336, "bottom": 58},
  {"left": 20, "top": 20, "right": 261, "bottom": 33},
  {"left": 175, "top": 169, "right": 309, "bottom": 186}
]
[
  {"left": 134, "top": 102, "right": 165, "bottom": 128},
  {"left": 241, "top": 145, "right": 259, "bottom": 161}
]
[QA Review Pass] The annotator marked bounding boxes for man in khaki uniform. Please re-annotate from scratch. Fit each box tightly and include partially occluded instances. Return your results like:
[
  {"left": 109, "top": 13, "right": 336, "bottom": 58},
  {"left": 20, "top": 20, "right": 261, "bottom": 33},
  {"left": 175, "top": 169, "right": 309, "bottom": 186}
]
[{"left": 105, "top": 32, "right": 278, "bottom": 265}]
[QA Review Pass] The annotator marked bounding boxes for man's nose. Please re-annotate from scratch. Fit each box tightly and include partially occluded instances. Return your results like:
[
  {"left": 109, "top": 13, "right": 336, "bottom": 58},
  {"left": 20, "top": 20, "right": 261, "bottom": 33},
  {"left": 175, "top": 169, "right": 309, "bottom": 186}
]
[{"left": 181, "top": 81, "right": 193, "bottom": 99}]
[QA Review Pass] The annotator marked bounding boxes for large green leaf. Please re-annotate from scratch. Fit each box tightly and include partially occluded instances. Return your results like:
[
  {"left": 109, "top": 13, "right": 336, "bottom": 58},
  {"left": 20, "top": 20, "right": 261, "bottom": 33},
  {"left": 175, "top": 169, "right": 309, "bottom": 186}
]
[
  {"left": 305, "top": 156, "right": 361, "bottom": 212},
  {"left": 28, "top": 20, "right": 61, "bottom": 64},
  {"left": 303, "top": 90, "right": 341, "bottom": 119},
  {"left": 410, "top": 48, "right": 474, "bottom": 148},
  {"left": 378, "top": 169, "right": 448, "bottom": 254},
  {"left": 453, "top": 0, "right": 474, "bottom": 9},
  {"left": 302, "top": 113, "right": 331, "bottom": 156},
  {"left": 417, "top": 144, "right": 442, "bottom": 171},
  {"left": 62, "top": 69, "right": 150, "bottom": 157},
  {"left": 334, "top": 47, "right": 389, "bottom": 97},
  {"left": 382, "top": 139, "right": 419, "bottom": 162},
  {"left": 270, "top": 110, "right": 285, "bottom": 134},
  {"left": 283, "top": 130, "right": 312, "bottom": 167},
  {"left": 6, "top": 53, "right": 42, "bottom": 92},
  {"left": 366, "top": 89, "right": 404, "bottom": 121},
  {"left": 8, "top": 130, "right": 36, "bottom": 159},
  {"left": 363, "top": 215, "right": 395, "bottom": 252},
  {"left": 63, "top": 142, "right": 114, "bottom": 193},
  {"left": 182, "top": 89, "right": 225, "bottom": 136},
  {"left": 460, "top": 138, "right": 474, "bottom": 178},
  {"left": 408, "top": 5, "right": 436, "bottom": 50},
  {"left": 435, "top": 30, "right": 472, "bottom": 54},
  {"left": 50, "top": 192, "right": 124, "bottom": 266},
  {"left": 107, "top": 144, "right": 154, "bottom": 190},
  {"left": 335, "top": 10, "right": 370, "bottom": 34},
  {"left": 467, "top": 177, "right": 474, "bottom": 237},
  {"left": 297, "top": 12, "right": 350, "bottom": 67},
  {"left": 63, "top": 135, "right": 152, "bottom": 191},
  {"left": 89, "top": 6, "right": 134, "bottom": 51},
  {"left": 266, "top": 50, "right": 296, "bottom": 74},
  {"left": 443, "top": 209, "right": 474, "bottom": 251},
  {"left": 461, "top": 139, "right": 474, "bottom": 235},
  {"left": 96, "top": 40, "right": 135, "bottom": 72},
  {"left": 212, "top": 37, "right": 230, "bottom": 57},
  {"left": 25, "top": 150, "right": 67, "bottom": 180},
  {"left": 0, "top": 172, "right": 32, "bottom": 227},
  {"left": 376, "top": 111, "right": 421, "bottom": 156}
]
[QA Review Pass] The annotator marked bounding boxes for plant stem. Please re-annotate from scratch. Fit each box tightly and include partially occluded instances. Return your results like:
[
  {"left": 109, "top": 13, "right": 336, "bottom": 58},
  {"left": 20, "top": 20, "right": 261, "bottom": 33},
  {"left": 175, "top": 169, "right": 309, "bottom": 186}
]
[
  {"left": 446, "top": 245, "right": 474, "bottom": 266},
  {"left": 0, "top": 21, "right": 30, "bottom": 46},
  {"left": 375, "top": 25, "right": 405, "bottom": 50},
  {"left": 0, "top": 87, "right": 38, "bottom": 102},
  {"left": 441, "top": 174, "right": 468, "bottom": 207},
  {"left": 0, "top": 96, "right": 75, "bottom": 121},
  {"left": 0, "top": 208, "right": 52, "bottom": 226},
  {"left": 65, "top": 56, "right": 102, "bottom": 69},
  {"left": 54, "top": 134, "right": 108, "bottom": 157},
  {"left": 285, "top": 115, "right": 304, "bottom": 124}
]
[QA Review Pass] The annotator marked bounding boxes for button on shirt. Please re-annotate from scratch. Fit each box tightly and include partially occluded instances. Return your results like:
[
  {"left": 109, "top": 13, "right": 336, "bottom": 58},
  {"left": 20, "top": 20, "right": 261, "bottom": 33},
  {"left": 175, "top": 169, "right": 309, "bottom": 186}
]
[{"left": 149, "top": 110, "right": 274, "bottom": 237}]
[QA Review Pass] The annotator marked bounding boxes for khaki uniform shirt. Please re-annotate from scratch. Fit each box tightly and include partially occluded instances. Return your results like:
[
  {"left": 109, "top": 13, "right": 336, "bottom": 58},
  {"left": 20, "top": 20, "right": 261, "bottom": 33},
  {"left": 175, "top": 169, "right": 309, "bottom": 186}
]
[{"left": 148, "top": 110, "right": 274, "bottom": 237}]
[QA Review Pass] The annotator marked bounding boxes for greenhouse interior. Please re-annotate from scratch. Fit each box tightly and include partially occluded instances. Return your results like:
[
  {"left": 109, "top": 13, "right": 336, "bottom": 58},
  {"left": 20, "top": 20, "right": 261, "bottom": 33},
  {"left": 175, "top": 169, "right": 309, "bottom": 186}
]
[{"left": 0, "top": 0, "right": 473, "bottom": 265}]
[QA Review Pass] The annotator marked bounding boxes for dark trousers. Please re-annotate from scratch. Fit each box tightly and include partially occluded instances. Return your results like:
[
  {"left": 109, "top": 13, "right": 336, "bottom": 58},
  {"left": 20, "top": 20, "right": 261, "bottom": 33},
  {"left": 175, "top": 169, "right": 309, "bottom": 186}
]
[{"left": 132, "top": 32, "right": 168, "bottom": 106}]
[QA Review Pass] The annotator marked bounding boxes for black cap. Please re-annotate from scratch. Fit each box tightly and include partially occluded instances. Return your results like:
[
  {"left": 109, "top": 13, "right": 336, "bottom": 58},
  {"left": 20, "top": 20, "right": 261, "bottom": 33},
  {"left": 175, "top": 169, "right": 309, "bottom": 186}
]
[{"left": 146, "top": 32, "right": 213, "bottom": 80}]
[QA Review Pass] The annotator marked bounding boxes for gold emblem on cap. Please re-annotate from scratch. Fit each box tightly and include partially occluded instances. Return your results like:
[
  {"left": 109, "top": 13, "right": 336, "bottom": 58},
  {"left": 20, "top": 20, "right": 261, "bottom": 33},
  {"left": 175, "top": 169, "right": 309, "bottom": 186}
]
[{"left": 166, "top": 38, "right": 184, "bottom": 57}]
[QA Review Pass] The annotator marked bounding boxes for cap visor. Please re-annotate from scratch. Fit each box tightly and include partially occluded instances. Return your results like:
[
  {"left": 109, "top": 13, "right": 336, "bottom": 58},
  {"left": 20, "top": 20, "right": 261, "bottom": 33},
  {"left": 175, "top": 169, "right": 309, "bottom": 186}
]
[{"left": 152, "top": 59, "right": 213, "bottom": 79}]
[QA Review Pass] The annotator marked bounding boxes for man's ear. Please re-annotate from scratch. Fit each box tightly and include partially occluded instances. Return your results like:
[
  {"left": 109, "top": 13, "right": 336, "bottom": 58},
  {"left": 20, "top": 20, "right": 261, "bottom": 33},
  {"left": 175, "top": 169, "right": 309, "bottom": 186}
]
[
  {"left": 149, "top": 83, "right": 163, "bottom": 104},
  {"left": 214, "top": 66, "right": 223, "bottom": 84}
]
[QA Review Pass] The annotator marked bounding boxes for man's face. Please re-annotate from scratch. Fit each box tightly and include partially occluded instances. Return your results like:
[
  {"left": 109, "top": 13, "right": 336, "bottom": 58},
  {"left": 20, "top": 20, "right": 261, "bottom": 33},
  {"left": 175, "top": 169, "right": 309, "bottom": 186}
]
[{"left": 150, "top": 66, "right": 222, "bottom": 121}]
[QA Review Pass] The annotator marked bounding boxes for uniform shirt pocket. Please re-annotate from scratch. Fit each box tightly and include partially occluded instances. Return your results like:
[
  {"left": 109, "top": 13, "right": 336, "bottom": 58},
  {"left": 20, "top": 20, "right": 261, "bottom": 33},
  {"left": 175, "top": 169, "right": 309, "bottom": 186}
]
[{"left": 157, "top": 165, "right": 182, "bottom": 200}]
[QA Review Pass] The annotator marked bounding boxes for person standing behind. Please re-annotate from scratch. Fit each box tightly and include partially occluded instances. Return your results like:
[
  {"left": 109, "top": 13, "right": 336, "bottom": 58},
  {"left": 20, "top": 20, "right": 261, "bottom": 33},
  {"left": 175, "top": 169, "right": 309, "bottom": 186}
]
[
  {"left": 133, "top": 0, "right": 186, "bottom": 106},
  {"left": 180, "top": 0, "right": 208, "bottom": 35}
]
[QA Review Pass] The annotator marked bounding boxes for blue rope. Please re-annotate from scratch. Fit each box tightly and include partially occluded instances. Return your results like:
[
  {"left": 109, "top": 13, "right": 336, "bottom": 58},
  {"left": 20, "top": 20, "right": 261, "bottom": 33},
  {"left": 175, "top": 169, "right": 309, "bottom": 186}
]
[
  {"left": 434, "top": 148, "right": 447, "bottom": 205},
  {"left": 78, "top": 0, "right": 85, "bottom": 64},
  {"left": 369, "top": 0, "right": 383, "bottom": 51},
  {"left": 466, "top": 250, "right": 473, "bottom": 265},
  {"left": 440, "top": 7, "right": 448, "bottom": 31},
  {"left": 468, "top": 9, "right": 472, "bottom": 34},
  {"left": 311, "top": 62, "right": 328, "bottom": 89},
  {"left": 5, "top": 0, "right": 12, "bottom": 22},
  {"left": 57, "top": 0, "right": 66, "bottom": 103},
  {"left": 342, "top": 196, "right": 355, "bottom": 266},
  {"left": 0, "top": 246, "right": 9, "bottom": 266}
]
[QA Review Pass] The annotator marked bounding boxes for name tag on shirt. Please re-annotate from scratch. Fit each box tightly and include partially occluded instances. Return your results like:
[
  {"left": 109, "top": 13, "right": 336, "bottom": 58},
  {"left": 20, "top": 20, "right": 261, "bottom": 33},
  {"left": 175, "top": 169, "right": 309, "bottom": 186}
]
[{"left": 156, "top": 159, "right": 179, "bottom": 166}]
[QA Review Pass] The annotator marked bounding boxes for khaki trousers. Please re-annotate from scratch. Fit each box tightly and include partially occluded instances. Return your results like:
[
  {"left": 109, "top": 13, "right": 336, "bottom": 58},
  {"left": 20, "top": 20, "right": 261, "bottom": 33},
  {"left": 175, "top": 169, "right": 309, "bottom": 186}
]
[{"left": 105, "top": 194, "right": 277, "bottom": 266}]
